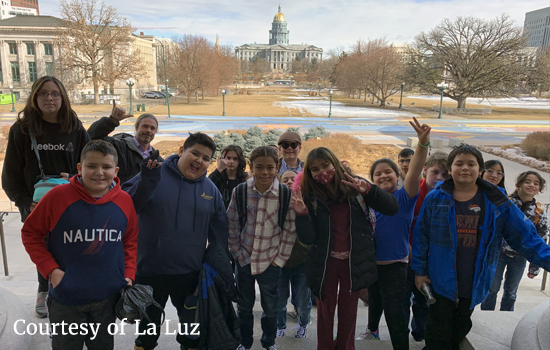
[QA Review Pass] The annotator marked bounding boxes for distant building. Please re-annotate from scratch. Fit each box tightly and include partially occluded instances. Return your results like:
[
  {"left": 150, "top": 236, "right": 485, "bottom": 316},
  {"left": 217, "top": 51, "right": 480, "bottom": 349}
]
[
  {"left": 0, "top": 0, "right": 38, "bottom": 20},
  {"left": 0, "top": 15, "right": 157, "bottom": 99},
  {"left": 235, "top": 4, "right": 323, "bottom": 73},
  {"left": 524, "top": 6, "right": 550, "bottom": 52}
]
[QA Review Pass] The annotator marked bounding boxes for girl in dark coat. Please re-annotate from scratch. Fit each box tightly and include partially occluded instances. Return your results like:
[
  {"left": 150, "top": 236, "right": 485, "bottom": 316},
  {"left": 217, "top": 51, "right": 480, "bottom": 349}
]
[{"left": 291, "top": 147, "right": 398, "bottom": 350}]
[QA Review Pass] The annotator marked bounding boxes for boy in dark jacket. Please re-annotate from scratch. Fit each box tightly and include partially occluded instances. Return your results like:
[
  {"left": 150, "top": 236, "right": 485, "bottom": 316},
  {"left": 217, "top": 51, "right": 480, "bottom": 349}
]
[
  {"left": 123, "top": 132, "right": 229, "bottom": 350},
  {"left": 412, "top": 144, "right": 550, "bottom": 350},
  {"left": 22, "top": 140, "right": 138, "bottom": 350}
]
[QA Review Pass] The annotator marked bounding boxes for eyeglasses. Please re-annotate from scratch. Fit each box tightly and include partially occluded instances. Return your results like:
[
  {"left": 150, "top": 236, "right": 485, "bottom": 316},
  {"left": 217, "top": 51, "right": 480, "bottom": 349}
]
[
  {"left": 486, "top": 169, "right": 504, "bottom": 178},
  {"left": 280, "top": 142, "right": 299, "bottom": 149},
  {"left": 37, "top": 92, "right": 62, "bottom": 100}
]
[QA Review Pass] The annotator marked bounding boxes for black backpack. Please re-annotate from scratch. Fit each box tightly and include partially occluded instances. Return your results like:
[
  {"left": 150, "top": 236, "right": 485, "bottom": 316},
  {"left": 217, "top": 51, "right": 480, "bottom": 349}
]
[{"left": 235, "top": 182, "right": 292, "bottom": 232}]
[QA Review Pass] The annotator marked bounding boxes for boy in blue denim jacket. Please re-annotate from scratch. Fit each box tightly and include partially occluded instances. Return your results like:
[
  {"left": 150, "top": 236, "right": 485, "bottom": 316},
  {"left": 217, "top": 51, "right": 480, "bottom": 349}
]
[{"left": 412, "top": 144, "right": 550, "bottom": 350}]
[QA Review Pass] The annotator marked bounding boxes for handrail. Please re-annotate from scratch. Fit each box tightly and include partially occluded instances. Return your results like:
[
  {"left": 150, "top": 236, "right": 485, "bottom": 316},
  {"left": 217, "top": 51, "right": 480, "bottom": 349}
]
[{"left": 0, "top": 211, "right": 18, "bottom": 277}]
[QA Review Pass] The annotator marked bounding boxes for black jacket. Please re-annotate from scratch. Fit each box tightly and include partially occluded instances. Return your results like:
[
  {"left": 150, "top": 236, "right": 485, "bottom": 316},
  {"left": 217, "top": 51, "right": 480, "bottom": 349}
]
[
  {"left": 87, "top": 116, "right": 163, "bottom": 184},
  {"left": 208, "top": 169, "right": 248, "bottom": 209},
  {"left": 2, "top": 121, "right": 89, "bottom": 221},
  {"left": 296, "top": 185, "right": 399, "bottom": 300},
  {"left": 195, "top": 241, "right": 240, "bottom": 350}
]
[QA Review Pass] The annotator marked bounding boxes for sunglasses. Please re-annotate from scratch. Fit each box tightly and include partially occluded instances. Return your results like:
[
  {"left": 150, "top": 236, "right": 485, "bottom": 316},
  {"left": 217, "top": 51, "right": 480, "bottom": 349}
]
[{"left": 280, "top": 142, "right": 299, "bottom": 149}]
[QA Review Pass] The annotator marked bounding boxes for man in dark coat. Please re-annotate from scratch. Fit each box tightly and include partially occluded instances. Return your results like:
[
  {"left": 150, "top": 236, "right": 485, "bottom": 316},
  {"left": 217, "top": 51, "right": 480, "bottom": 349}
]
[{"left": 87, "top": 101, "right": 163, "bottom": 184}]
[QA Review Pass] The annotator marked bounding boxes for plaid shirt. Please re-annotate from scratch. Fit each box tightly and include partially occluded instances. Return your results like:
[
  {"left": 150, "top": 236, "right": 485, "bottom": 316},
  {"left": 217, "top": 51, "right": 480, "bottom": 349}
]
[{"left": 227, "top": 176, "right": 297, "bottom": 275}]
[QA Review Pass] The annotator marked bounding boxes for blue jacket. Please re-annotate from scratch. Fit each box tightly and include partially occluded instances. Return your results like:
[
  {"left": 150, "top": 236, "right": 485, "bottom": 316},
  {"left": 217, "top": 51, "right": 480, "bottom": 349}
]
[
  {"left": 412, "top": 177, "right": 550, "bottom": 309},
  {"left": 122, "top": 155, "right": 228, "bottom": 277}
]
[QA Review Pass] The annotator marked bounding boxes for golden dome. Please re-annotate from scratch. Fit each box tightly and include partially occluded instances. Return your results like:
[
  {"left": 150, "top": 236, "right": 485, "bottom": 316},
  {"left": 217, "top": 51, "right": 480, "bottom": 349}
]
[{"left": 273, "top": 12, "right": 286, "bottom": 22}]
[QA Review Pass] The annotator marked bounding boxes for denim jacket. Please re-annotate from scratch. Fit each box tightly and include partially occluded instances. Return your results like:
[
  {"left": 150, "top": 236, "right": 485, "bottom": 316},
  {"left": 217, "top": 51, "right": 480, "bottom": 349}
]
[{"left": 412, "top": 177, "right": 550, "bottom": 309}]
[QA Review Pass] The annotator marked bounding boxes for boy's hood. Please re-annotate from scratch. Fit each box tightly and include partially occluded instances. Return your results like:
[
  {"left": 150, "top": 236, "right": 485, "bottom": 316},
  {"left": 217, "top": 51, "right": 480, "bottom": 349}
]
[
  {"left": 164, "top": 154, "right": 207, "bottom": 183},
  {"left": 69, "top": 175, "right": 121, "bottom": 204}
]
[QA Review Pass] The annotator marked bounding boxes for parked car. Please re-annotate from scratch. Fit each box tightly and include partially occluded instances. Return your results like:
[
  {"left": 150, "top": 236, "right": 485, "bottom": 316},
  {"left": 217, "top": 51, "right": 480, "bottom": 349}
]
[
  {"left": 154, "top": 91, "right": 173, "bottom": 98},
  {"left": 143, "top": 92, "right": 162, "bottom": 99}
]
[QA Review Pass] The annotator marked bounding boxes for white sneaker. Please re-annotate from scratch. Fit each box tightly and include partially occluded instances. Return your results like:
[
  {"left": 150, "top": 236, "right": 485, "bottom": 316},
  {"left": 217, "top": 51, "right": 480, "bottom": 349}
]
[
  {"left": 276, "top": 328, "right": 286, "bottom": 337},
  {"left": 293, "top": 325, "right": 307, "bottom": 338},
  {"left": 236, "top": 345, "right": 250, "bottom": 350},
  {"left": 356, "top": 329, "right": 380, "bottom": 340}
]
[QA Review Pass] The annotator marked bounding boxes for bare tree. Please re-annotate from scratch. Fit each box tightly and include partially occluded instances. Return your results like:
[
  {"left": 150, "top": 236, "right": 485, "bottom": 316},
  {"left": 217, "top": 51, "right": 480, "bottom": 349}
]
[
  {"left": 525, "top": 49, "right": 550, "bottom": 95},
  {"left": 55, "top": 0, "right": 144, "bottom": 104},
  {"left": 410, "top": 14, "right": 528, "bottom": 108}
]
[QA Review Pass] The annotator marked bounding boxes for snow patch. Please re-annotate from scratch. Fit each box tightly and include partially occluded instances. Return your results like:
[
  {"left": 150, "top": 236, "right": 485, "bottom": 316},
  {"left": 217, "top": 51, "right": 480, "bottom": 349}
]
[
  {"left": 409, "top": 95, "right": 550, "bottom": 110},
  {"left": 273, "top": 99, "right": 419, "bottom": 118},
  {"left": 479, "top": 146, "right": 550, "bottom": 173}
]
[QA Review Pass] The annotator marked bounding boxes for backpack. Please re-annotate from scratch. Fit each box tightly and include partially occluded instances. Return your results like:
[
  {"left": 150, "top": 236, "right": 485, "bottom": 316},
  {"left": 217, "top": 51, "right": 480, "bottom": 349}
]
[{"left": 235, "top": 182, "right": 292, "bottom": 233}]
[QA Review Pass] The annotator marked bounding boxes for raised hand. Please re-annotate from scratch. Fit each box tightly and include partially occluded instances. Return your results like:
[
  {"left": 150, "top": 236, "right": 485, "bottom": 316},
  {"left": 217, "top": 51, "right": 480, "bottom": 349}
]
[
  {"left": 341, "top": 172, "right": 371, "bottom": 194},
  {"left": 111, "top": 99, "right": 134, "bottom": 122},
  {"left": 409, "top": 117, "right": 431, "bottom": 146},
  {"left": 146, "top": 159, "right": 161, "bottom": 169},
  {"left": 291, "top": 188, "right": 306, "bottom": 215},
  {"left": 217, "top": 157, "right": 228, "bottom": 172}
]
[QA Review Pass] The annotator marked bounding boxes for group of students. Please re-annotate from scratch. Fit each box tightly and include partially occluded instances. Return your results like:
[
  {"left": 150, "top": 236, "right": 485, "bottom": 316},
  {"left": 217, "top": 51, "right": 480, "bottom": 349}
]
[{"left": 2, "top": 76, "right": 550, "bottom": 350}]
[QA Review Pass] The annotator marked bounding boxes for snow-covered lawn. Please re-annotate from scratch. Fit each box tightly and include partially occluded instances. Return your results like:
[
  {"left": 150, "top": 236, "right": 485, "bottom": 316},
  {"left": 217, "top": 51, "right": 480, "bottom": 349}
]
[
  {"left": 479, "top": 146, "right": 550, "bottom": 173},
  {"left": 274, "top": 98, "right": 419, "bottom": 118},
  {"left": 409, "top": 95, "right": 550, "bottom": 110}
]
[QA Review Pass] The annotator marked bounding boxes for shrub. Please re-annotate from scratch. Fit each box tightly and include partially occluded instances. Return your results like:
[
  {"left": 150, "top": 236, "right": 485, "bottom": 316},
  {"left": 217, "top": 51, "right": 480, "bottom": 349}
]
[
  {"left": 304, "top": 126, "right": 330, "bottom": 140},
  {"left": 521, "top": 131, "right": 550, "bottom": 160}
]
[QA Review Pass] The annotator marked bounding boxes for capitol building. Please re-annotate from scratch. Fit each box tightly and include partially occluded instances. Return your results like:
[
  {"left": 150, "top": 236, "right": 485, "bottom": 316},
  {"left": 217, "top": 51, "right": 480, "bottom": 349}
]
[{"left": 235, "top": 5, "right": 323, "bottom": 73}]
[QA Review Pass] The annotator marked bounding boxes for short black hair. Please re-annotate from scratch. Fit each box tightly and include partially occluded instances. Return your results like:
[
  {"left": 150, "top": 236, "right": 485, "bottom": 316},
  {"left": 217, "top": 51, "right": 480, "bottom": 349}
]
[
  {"left": 447, "top": 144, "right": 484, "bottom": 171},
  {"left": 183, "top": 132, "right": 216, "bottom": 158},
  {"left": 398, "top": 148, "right": 415, "bottom": 159},
  {"left": 134, "top": 114, "right": 159, "bottom": 130},
  {"left": 81, "top": 140, "right": 118, "bottom": 165}
]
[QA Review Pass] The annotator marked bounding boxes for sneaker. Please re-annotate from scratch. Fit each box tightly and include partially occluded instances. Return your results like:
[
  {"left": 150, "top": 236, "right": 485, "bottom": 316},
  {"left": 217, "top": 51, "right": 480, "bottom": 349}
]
[
  {"left": 236, "top": 345, "right": 250, "bottom": 350},
  {"left": 35, "top": 290, "right": 48, "bottom": 318},
  {"left": 276, "top": 329, "right": 286, "bottom": 337},
  {"left": 356, "top": 329, "right": 380, "bottom": 340},
  {"left": 264, "top": 346, "right": 277, "bottom": 350},
  {"left": 293, "top": 325, "right": 307, "bottom": 338}
]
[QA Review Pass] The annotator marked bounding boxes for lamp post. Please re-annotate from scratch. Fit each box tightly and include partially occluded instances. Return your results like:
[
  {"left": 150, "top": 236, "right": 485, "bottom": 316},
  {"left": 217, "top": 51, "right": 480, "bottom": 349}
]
[
  {"left": 9, "top": 85, "right": 15, "bottom": 112},
  {"left": 398, "top": 82, "right": 405, "bottom": 109},
  {"left": 222, "top": 89, "right": 226, "bottom": 116},
  {"left": 318, "top": 77, "right": 321, "bottom": 96},
  {"left": 125, "top": 78, "right": 135, "bottom": 114},
  {"left": 328, "top": 90, "right": 333, "bottom": 118},
  {"left": 157, "top": 40, "right": 171, "bottom": 118},
  {"left": 437, "top": 82, "right": 449, "bottom": 119}
]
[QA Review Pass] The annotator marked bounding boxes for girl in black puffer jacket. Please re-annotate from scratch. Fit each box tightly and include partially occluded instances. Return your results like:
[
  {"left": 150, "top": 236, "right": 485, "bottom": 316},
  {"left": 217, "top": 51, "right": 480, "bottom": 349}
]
[{"left": 291, "top": 147, "right": 398, "bottom": 350}]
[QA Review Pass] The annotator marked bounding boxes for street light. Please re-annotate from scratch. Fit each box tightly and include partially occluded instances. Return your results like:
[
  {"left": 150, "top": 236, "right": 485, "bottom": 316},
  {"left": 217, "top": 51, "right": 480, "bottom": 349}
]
[
  {"left": 125, "top": 78, "right": 135, "bottom": 114},
  {"left": 398, "top": 82, "right": 405, "bottom": 109},
  {"left": 328, "top": 90, "right": 333, "bottom": 118},
  {"left": 157, "top": 40, "right": 171, "bottom": 118},
  {"left": 9, "top": 85, "right": 15, "bottom": 112},
  {"left": 437, "top": 82, "right": 449, "bottom": 119},
  {"left": 222, "top": 89, "right": 226, "bottom": 116},
  {"left": 318, "top": 77, "right": 321, "bottom": 96}
]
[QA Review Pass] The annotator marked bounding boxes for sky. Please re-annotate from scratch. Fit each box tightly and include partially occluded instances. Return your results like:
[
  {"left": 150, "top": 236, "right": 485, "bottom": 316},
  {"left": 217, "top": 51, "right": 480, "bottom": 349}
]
[{"left": 38, "top": 0, "right": 549, "bottom": 53}]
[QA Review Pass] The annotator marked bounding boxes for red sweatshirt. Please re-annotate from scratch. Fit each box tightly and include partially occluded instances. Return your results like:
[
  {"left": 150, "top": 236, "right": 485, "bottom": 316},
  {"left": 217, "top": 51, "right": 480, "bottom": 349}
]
[{"left": 22, "top": 176, "right": 138, "bottom": 305}]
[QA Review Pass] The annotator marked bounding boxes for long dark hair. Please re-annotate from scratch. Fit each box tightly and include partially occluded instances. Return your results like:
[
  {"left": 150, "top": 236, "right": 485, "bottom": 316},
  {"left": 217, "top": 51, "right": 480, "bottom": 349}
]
[
  {"left": 511, "top": 170, "right": 546, "bottom": 198},
  {"left": 300, "top": 147, "right": 358, "bottom": 204},
  {"left": 17, "top": 76, "right": 82, "bottom": 136},
  {"left": 222, "top": 144, "right": 247, "bottom": 178},
  {"left": 481, "top": 160, "right": 506, "bottom": 189}
]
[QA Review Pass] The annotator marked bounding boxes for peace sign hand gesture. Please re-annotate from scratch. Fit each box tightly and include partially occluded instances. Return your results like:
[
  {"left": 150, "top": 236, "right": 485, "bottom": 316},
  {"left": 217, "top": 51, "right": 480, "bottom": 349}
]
[
  {"left": 291, "top": 188, "right": 307, "bottom": 215},
  {"left": 341, "top": 172, "right": 371, "bottom": 194},
  {"left": 409, "top": 116, "right": 431, "bottom": 146},
  {"left": 111, "top": 99, "right": 134, "bottom": 122}
]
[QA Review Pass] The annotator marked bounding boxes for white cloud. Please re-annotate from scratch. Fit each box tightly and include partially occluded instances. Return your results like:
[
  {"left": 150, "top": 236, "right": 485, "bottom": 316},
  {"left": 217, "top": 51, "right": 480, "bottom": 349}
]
[{"left": 39, "top": 0, "right": 548, "bottom": 51}]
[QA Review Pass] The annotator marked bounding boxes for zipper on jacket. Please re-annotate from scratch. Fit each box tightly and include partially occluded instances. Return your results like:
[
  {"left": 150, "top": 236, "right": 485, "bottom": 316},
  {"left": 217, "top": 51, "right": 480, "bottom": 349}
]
[
  {"left": 193, "top": 182, "right": 197, "bottom": 232},
  {"left": 449, "top": 200, "right": 459, "bottom": 304},
  {"left": 319, "top": 209, "right": 331, "bottom": 301},
  {"left": 348, "top": 199, "right": 353, "bottom": 294}
]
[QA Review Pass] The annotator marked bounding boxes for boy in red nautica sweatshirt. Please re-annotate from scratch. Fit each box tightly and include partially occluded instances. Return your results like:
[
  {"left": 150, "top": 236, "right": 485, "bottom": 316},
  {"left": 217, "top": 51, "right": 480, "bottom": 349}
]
[{"left": 22, "top": 140, "right": 138, "bottom": 350}]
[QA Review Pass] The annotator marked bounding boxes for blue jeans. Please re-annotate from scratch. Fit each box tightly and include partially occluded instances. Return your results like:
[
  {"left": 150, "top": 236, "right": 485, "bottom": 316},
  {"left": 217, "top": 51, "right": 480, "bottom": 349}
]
[
  {"left": 277, "top": 263, "right": 312, "bottom": 329},
  {"left": 402, "top": 265, "right": 429, "bottom": 340},
  {"left": 481, "top": 253, "right": 527, "bottom": 311},
  {"left": 236, "top": 263, "right": 280, "bottom": 348}
]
